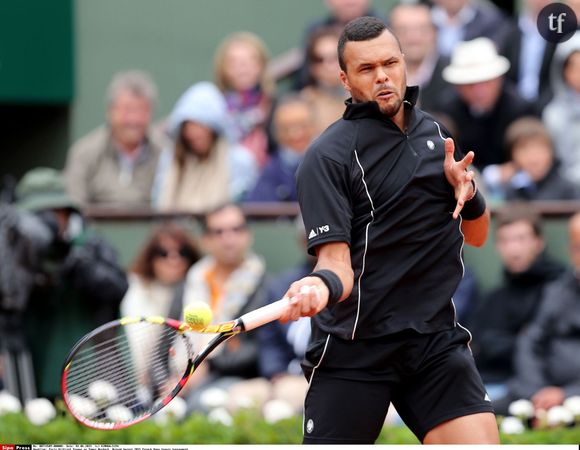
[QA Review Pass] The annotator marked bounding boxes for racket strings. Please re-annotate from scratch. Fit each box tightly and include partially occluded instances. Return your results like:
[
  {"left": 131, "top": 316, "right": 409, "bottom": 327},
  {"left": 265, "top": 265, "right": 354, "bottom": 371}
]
[{"left": 64, "top": 322, "right": 193, "bottom": 424}]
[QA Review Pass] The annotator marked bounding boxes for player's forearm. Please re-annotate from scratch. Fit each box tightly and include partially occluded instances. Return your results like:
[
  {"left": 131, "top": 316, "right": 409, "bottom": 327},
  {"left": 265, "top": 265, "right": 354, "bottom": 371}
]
[
  {"left": 461, "top": 208, "right": 490, "bottom": 247},
  {"left": 314, "top": 245, "right": 354, "bottom": 302}
]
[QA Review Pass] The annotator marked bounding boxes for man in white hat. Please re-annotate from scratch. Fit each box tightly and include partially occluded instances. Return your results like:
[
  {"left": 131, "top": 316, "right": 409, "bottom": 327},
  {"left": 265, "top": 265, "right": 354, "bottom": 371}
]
[{"left": 439, "top": 37, "right": 536, "bottom": 172}]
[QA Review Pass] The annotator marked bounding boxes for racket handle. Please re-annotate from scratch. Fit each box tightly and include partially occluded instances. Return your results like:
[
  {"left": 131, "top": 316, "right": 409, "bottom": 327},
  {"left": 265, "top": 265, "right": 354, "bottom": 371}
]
[{"left": 240, "top": 297, "right": 290, "bottom": 331}]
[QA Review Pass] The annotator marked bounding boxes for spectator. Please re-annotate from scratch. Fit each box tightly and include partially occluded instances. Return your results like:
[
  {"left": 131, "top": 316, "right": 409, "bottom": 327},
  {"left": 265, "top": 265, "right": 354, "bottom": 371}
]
[
  {"left": 469, "top": 204, "right": 565, "bottom": 401},
  {"left": 439, "top": 37, "right": 536, "bottom": 171},
  {"left": 16, "top": 168, "right": 128, "bottom": 400},
  {"left": 493, "top": 211, "right": 580, "bottom": 416},
  {"left": 294, "top": 0, "right": 377, "bottom": 89},
  {"left": 542, "top": 31, "right": 580, "bottom": 187},
  {"left": 214, "top": 32, "right": 275, "bottom": 168},
  {"left": 245, "top": 94, "right": 315, "bottom": 202},
  {"left": 503, "top": 0, "right": 557, "bottom": 109},
  {"left": 299, "top": 25, "right": 348, "bottom": 137},
  {"left": 153, "top": 82, "right": 258, "bottom": 213},
  {"left": 64, "top": 70, "right": 165, "bottom": 208},
  {"left": 120, "top": 222, "right": 200, "bottom": 381},
  {"left": 483, "top": 117, "right": 579, "bottom": 202},
  {"left": 388, "top": 2, "right": 453, "bottom": 113},
  {"left": 430, "top": 0, "right": 513, "bottom": 58},
  {"left": 180, "top": 203, "right": 268, "bottom": 412},
  {"left": 120, "top": 222, "right": 200, "bottom": 319}
]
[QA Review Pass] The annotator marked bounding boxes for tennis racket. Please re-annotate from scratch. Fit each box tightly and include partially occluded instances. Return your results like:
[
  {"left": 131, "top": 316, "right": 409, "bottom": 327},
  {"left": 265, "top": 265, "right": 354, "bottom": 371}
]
[{"left": 61, "top": 297, "right": 291, "bottom": 430}]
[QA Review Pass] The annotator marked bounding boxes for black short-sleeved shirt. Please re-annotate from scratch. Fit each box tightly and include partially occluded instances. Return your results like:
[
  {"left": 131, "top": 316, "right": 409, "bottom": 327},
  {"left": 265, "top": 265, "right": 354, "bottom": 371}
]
[{"left": 297, "top": 86, "right": 468, "bottom": 340}]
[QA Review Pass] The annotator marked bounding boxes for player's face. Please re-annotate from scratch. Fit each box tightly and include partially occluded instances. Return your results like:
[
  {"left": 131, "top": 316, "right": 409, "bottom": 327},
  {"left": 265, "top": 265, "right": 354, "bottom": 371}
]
[{"left": 340, "top": 30, "right": 407, "bottom": 122}]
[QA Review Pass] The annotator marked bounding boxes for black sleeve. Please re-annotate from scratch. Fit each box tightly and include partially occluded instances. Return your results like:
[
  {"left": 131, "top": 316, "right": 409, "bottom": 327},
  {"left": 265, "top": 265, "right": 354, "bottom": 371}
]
[{"left": 296, "top": 140, "right": 353, "bottom": 256}]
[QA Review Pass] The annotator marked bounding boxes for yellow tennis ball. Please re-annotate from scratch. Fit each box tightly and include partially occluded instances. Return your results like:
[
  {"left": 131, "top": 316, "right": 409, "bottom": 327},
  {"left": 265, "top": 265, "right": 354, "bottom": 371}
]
[{"left": 183, "top": 301, "right": 213, "bottom": 330}]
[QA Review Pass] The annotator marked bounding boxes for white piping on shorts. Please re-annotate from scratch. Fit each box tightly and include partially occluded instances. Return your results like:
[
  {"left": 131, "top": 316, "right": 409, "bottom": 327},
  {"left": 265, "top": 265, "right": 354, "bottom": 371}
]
[
  {"left": 302, "top": 334, "right": 331, "bottom": 435},
  {"left": 353, "top": 149, "right": 376, "bottom": 340}
]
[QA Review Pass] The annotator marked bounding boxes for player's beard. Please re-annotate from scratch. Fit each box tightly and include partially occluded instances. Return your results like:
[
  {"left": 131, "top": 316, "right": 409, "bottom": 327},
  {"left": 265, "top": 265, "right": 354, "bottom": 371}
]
[
  {"left": 351, "top": 84, "right": 405, "bottom": 118},
  {"left": 376, "top": 95, "right": 403, "bottom": 117}
]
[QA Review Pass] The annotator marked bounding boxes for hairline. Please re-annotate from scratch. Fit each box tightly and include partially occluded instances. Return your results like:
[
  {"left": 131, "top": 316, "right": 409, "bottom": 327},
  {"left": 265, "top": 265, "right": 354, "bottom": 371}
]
[{"left": 339, "top": 27, "right": 403, "bottom": 72}]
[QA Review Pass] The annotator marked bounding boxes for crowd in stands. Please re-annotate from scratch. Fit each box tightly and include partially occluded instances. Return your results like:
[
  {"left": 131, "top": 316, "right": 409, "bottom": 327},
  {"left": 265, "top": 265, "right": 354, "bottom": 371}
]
[{"left": 1, "top": 0, "right": 580, "bottom": 431}]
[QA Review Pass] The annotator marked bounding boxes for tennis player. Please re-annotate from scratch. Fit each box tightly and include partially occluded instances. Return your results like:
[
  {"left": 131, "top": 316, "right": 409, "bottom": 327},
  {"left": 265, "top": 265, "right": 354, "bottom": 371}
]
[{"left": 280, "top": 16, "right": 499, "bottom": 444}]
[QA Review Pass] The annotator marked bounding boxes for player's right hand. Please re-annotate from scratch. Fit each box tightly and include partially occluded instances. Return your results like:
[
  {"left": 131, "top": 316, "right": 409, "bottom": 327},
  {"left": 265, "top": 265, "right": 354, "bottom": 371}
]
[{"left": 279, "top": 277, "right": 329, "bottom": 323}]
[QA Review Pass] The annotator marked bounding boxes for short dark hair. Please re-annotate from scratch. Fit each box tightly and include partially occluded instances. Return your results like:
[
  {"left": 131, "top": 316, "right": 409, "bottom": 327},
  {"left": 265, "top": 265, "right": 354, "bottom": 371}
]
[
  {"left": 495, "top": 202, "right": 543, "bottom": 238},
  {"left": 200, "top": 202, "right": 246, "bottom": 233},
  {"left": 337, "top": 16, "right": 397, "bottom": 71},
  {"left": 504, "top": 116, "right": 553, "bottom": 159}
]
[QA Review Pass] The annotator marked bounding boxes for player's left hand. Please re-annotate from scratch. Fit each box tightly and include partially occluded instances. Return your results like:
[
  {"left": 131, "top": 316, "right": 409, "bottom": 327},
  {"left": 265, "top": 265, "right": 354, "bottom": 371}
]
[{"left": 443, "top": 137, "right": 476, "bottom": 219}]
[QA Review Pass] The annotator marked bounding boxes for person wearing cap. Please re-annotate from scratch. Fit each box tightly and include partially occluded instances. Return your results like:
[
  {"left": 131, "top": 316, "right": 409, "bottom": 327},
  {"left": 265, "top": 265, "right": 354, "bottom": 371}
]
[
  {"left": 152, "top": 82, "right": 258, "bottom": 213},
  {"left": 64, "top": 70, "right": 166, "bottom": 209},
  {"left": 438, "top": 37, "right": 536, "bottom": 172},
  {"left": 15, "top": 167, "right": 128, "bottom": 400}
]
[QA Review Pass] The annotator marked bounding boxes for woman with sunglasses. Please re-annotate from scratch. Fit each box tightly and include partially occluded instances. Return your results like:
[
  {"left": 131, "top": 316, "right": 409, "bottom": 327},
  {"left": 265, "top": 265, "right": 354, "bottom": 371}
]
[
  {"left": 300, "top": 25, "right": 348, "bottom": 138},
  {"left": 120, "top": 222, "right": 200, "bottom": 321}
]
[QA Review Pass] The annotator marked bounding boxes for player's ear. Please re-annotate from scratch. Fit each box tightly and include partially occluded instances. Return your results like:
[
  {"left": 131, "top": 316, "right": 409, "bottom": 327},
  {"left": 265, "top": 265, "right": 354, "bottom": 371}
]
[{"left": 340, "top": 70, "right": 350, "bottom": 92}]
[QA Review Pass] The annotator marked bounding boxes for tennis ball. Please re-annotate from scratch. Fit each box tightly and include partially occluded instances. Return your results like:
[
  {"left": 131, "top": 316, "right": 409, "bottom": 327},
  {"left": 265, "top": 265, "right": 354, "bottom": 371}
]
[{"left": 183, "top": 301, "right": 213, "bottom": 330}]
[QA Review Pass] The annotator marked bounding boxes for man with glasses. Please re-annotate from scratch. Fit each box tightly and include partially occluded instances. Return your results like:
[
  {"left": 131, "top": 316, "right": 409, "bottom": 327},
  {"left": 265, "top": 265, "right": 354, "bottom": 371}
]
[{"left": 180, "top": 202, "right": 268, "bottom": 413}]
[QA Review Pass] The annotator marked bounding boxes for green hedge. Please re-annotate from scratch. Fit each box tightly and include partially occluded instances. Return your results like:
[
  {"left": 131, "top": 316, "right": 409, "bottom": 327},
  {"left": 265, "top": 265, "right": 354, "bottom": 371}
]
[{"left": 2, "top": 409, "right": 580, "bottom": 444}]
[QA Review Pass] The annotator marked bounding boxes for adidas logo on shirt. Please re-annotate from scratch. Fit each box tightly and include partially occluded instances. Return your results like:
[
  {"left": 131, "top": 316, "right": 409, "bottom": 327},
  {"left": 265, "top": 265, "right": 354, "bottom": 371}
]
[{"left": 308, "top": 225, "right": 330, "bottom": 239}]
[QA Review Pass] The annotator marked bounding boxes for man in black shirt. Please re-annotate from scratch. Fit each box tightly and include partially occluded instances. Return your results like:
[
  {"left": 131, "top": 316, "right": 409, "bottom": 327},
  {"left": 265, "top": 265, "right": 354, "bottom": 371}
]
[{"left": 279, "top": 16, "right": 498, "bottom": 444}]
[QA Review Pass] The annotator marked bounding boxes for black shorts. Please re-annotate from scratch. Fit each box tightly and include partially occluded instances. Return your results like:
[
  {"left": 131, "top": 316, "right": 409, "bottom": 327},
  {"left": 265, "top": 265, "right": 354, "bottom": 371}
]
[{"left": 301, "top": 325, "right": 494, "bottom": 444}]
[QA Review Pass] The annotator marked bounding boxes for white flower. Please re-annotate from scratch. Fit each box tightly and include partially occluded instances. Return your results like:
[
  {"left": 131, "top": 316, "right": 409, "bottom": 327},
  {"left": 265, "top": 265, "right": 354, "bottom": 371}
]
[
  {"left": 199, "top": 387, "right": 228, "bottom": 410},
  {"left": 508, "top": 399, "right": 535, "bottom": 418},
  {"left": 207, "top": 407, "right": 233, "bottom": 427},
  {"left": 0, "top": 391, "right": 22, "bottom": 414},
  {"left": 233, "top": 394, "right": 256, "bottom": 410},
  {"left": 88, "top": 380, "right": 117, "bottom": 405},
  {"left": 500, "top": 416, "right": 525, "bottom": 434},
  {"left": 154, "top": 396, "right": 187, "bottom": 425},
  {"left": 262, "top": 399, "right": 295, "bottom": 424},
  {"left": 563, "top": 396, "right": 580, "bottom": 416},
  {"left": 25, "top": 398, "right": 56, "bottom": 426},
  {"left": 546, "top": 405, "right": 574, "bottom": 427},
  {"left": 68, "top": 395, "right": 98, "bottom": 418},
  {"left": 105, "top": 404, "right": 133, "bottom": 423}
]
